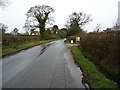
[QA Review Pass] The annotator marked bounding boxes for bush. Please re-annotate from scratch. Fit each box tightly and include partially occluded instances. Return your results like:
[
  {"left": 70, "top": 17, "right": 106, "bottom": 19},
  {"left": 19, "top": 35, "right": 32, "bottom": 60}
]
[
  {"left": 71, "top": 46, "right": 118, "bottom": 88},
  {"left": 80, "top": 30, "right": 120, "bottom": 86},
  {"left": 2, "top": 35, "right": 40, "bottom": 49},
  {"left": 2, "top": 35, "right": 57, "bottom": 56},
  {"left": 41, "top": 34, "right": 60, "bottom": 40}
]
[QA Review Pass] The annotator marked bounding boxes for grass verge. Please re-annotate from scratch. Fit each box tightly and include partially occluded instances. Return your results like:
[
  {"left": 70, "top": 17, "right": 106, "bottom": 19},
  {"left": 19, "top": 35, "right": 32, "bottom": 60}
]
[
  {"left": 2, "top": 39, "right": 55, "bottom": 57},
  {"left": 71, "top": 46, "right": 118, "bottom": 88}
]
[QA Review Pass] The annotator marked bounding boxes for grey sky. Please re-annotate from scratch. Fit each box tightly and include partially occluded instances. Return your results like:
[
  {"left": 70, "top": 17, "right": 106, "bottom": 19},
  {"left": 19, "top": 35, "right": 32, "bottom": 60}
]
[{"left": 0, "top": 0, "right": 119, "bottom": 33}]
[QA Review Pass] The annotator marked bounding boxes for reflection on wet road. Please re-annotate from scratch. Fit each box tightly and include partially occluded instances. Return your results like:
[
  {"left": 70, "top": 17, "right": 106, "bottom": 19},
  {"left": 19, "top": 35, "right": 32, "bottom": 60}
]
[{"left": 2, "top": 40, "right": 86, "bottom": 88}]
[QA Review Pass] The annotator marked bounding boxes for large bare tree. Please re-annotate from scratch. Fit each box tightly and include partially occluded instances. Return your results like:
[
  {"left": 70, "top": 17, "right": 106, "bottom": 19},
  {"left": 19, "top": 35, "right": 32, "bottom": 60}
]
[
  {"left": 65, "top": 12, "right": 92, "bottom": 36},
  {"left": 66, "top": 12, "right": 92, "bottom": 27},
  {"left": 24, "top": 5, "right": 55, "bottom": 36}
]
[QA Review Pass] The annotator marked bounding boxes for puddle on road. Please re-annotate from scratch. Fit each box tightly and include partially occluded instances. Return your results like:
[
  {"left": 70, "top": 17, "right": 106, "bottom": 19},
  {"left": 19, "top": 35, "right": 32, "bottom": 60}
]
[
  {"left": 64, "top": 47, "right": 90, "bottom": 89},
  {"left": 77, "top": 66, "right": 90, "bottom": 89},
  {"left": 38, "top": 42, "right": 54, "bottom": 56}
]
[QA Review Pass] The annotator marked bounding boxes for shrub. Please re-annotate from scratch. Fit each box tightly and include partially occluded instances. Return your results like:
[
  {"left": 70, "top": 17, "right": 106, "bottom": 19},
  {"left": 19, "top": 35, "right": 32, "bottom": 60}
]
[
  {"left": 41, "top": 34, "right": 60, "bottom": 40},
  {"left": 2, "top": 35, "right": 40, "bottom": 49},
  {"left": 80, "top": 30, "right": 120, "bottom": 86}
]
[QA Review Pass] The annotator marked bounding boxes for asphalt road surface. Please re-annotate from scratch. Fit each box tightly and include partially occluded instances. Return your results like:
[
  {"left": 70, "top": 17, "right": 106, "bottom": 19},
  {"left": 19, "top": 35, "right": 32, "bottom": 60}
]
[{"left": 2, "top": 40, "right": 86, "bottom": 88}]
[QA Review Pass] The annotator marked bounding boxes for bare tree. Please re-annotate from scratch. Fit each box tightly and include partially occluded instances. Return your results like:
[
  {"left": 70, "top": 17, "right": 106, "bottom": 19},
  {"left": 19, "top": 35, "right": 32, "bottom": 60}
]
[
  {"left": 94, "top": 24, "right": 101, "bottom": 32},
  {"left": 11, "top": 28, "right": 19, "bottom": 35},
  {"left": 0, "top": 23, "right": 8, "bottom": 34},
  {"left": 66, "top": 12, "right": 92, "bottom": 28},
  {"left": 65, "top": 12, "right": 92, "bottom": 36},
  {"left": 24, "top": 5, "right": 55, "bottom": 37},
  {"left": 0, "top": 0, "right": 10, "bottom": 8}
]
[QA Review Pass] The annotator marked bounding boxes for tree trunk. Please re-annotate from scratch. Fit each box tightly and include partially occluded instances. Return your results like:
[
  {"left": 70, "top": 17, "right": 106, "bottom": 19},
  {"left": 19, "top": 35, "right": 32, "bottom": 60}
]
[{"left": 39, "top": 24, "right": 45, "bottom": 39}]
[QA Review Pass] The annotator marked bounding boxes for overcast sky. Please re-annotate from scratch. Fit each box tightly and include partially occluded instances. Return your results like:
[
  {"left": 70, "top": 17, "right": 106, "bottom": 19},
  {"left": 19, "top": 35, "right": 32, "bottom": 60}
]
[{"left": 0, "top": 0, "right": 119, "bottom": 33}]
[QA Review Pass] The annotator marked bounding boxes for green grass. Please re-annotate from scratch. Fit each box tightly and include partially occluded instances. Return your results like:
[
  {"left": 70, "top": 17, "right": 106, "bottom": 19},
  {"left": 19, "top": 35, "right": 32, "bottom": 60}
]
[
  {"left": 64, "top": 39, "right": 71, "bottom": 44},
  {"left": 71, "top": 46, "right": 118, "bottom": 88},
  {"left": 2, "top": 40, "right": 55, "bottom": 56}
]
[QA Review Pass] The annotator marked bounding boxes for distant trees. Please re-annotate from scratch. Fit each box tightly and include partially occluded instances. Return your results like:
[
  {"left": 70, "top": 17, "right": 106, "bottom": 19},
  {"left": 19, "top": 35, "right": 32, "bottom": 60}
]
[
  {"left": 65, "top": 12, "right": 92, "bottom": 36},
  {"left": 0, "top": 23, "right": 8, "bottom": 34},
  {"left": 24, "top": 5, "right": 55, "bottom": 37},
  {"left": 52, "top": 25, "right": 59, "bottom": 34},
  {"left": 11, "top": 28, "right": 19, "bottom": 35},
  {"left": 57, "top": 28, "right": 67, "bottom": 38},
  {"left": 66, "top": 20, "right": 80, "bottom": 36},
  {"left": 0, "top": 0, "right": 10, "bottom": 8},
  {"left": 94, "top": 24, "right": 101, "bottom": 32}
]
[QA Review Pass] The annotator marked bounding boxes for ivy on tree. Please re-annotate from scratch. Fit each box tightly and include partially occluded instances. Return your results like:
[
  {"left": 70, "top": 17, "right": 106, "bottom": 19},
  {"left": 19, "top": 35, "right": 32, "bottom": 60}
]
[{"left": 24, "top": 5, "right": 55, "bottom": 37}]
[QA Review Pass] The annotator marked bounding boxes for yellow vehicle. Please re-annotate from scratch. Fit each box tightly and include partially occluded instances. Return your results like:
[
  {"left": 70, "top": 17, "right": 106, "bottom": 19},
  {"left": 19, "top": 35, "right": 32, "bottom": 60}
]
[{"left": 75, "top": 37, "right": 80, "bottom": 44}]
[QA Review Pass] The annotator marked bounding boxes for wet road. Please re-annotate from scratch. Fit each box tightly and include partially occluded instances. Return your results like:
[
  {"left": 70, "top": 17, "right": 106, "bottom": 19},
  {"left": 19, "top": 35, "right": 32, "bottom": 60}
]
[{"left": 2, "top": 40, "right": 85, "bottom": 88}]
